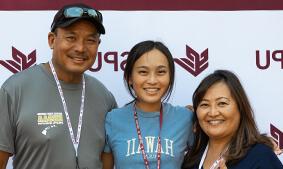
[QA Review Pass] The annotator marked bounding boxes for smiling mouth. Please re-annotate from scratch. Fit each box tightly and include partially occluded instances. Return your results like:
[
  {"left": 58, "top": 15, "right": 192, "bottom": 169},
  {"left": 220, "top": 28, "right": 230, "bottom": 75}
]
[
  {"left": 69, "top": 56, "right": 87, "bottom": 63},
  {"left": 144, "top": 88, "right": 160, "bottom": 94},
  {"left": 207, "top": 120, "right": 224, "bottom": 125}
]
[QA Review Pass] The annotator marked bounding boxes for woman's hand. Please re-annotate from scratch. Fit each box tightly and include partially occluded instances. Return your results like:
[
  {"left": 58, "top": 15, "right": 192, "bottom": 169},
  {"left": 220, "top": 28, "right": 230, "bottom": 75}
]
[{"left": 271, "top": 139, "right": 283, "bottom": 155}]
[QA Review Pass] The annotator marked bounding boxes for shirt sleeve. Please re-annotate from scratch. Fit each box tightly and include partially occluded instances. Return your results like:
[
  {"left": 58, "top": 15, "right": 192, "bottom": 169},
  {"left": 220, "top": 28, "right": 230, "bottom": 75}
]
[
  {"left": 110, "top": 93, "right": 118, "bottom": 111},
  {"left": 106, "top": 90, "right": 118, "bottom": 112},
  {"left": 186, "top": 109, "right": 195, "bottom": 147},
  {"left": 104, "top": 111, "right": 112, "bottom": 153},
  {"left": 0, "top": 87, "right": 15, "bottom": 154}
]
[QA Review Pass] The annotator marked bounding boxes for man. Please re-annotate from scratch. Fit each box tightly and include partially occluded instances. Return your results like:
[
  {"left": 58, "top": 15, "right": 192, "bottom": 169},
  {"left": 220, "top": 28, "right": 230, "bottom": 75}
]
[{"left": 0, "top": 3, "right": 117, "bottom": 169}]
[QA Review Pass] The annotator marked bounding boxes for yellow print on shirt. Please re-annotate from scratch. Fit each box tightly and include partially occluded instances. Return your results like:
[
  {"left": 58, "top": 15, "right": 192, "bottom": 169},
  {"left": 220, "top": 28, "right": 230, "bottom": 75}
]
[{"left": 37, "top": 112, "right": 63, "bottom": 125}]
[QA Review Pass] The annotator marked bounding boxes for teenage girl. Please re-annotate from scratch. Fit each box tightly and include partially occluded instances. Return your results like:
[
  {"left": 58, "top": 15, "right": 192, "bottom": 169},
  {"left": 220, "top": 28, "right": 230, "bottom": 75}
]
[{"left": 102, "top": 40, "right": 194, "bottom": 169}]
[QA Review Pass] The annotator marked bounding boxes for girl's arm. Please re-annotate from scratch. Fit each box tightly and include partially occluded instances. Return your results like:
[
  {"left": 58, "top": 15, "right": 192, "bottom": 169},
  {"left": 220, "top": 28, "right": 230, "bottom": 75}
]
[{"left": 102, "top": 152, "right": 114, "bottom": 169}]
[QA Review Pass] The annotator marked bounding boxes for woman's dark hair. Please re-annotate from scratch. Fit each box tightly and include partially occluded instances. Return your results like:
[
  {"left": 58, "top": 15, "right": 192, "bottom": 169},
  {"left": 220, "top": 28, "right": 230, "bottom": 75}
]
[
  {"left": 124, "top": 40, "right": 175, "bottom": 103},
  {"left": 182, "top": 69, "right": 273, "bottom": 168}
]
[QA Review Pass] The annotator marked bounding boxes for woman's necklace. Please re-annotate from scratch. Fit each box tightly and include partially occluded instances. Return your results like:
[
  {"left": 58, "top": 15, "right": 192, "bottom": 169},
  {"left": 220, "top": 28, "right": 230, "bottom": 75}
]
[{"left": 198, "top": 143, "right": 229, "bottom": 169}]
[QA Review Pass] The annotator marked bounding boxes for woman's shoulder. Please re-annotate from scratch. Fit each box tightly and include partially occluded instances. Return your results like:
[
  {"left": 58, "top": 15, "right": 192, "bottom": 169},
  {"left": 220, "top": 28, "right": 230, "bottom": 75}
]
[
  {"left": 243, "top": 143, "right": 277, "bottom": 161},
  {"left": 164, "top": 103, "right": 194, "bottom": 120},
  {"left": 249, "top": 143, "right": 274, "bottom": 155},
  {"left": 164, "top": 103, "right": 194, "bottom": 114},
  {"left": 106, "top": 103, "right": 132, "bottom": 117},
  {"left": 231, "top": 143, "right": 283, "bottom": 168}
]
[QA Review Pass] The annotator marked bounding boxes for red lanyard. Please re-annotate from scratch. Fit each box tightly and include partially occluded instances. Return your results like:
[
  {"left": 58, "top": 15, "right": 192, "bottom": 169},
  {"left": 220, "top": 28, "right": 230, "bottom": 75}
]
[{"left": 133, "top": 103, "right": 163, "bottom": 169}]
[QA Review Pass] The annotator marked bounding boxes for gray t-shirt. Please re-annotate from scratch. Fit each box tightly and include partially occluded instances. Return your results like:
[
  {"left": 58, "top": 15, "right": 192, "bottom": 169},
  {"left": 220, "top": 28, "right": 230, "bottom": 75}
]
[{"left": 0, "top": 64, "right": 117, "bottom": 169}]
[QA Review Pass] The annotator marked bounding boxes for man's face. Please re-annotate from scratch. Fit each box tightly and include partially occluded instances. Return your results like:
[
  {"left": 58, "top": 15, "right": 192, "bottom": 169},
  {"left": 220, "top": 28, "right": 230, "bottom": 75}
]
[{"left": 48, "top": 20, "right": 100, "bottom": 82}]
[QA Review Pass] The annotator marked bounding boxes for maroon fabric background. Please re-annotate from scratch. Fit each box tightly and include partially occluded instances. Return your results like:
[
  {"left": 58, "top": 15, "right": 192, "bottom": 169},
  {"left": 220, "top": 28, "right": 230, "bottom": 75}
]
[{"left": 1, "top": 0, "right": 283, "bottom": 10}]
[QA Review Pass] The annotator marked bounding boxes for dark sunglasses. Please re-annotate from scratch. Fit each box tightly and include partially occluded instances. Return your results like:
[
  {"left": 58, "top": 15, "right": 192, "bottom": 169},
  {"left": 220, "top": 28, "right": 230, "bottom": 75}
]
[{"left": 64, "top": 7, "right": 102, "bottom": 22}]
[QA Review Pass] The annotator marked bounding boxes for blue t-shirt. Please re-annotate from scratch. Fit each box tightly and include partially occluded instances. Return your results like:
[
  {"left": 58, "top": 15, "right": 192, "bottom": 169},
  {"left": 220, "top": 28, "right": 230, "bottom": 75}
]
[{"left": 104, "top": 103, "right": 194, "bottom": 169}]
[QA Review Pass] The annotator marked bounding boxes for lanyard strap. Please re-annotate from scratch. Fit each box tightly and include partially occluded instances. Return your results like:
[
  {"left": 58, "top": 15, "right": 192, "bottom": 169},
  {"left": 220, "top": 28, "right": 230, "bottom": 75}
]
[
  {"left": 49, "top": 61, "right": 85, "bottom": 157},
  {"left": 133, "top": 103, "right": 163, "bottom": 169},
  {"left": 198, "top": 143, "right": 225, "bottom": 169}
]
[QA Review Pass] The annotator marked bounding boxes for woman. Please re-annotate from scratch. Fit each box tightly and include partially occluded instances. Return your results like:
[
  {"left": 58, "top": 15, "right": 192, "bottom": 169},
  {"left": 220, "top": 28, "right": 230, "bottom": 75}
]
[
  {"left": 102, "top": 40, "right": 194, "bottom": 169},
  {"left": 182, "top": 70, "right": 283, "bottom": 169}
]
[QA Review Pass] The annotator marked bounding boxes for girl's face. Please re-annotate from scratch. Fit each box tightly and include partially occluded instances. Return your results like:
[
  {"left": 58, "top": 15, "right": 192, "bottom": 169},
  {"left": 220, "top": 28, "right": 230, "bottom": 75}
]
[{"left": 129, "top": 49, "right": 170, "bottom": 112}]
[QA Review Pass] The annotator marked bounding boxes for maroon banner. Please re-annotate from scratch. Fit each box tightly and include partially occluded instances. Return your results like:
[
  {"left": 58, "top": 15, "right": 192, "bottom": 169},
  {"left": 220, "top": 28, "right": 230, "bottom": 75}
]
[{"left": 1, "top": 0, "right": 283, "bottom": 10}]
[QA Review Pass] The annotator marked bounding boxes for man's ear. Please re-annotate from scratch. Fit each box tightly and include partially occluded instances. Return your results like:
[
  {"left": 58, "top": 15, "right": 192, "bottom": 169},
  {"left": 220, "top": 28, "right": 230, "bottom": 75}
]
[{"left": 48, "top": 32, "right": 56, "bottom": 49}]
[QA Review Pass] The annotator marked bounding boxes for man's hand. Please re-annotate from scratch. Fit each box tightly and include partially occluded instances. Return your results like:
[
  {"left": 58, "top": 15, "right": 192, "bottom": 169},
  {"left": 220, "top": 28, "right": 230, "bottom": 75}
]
[{"left": 185, "top": 105, "right": 194, "bottom": 112}]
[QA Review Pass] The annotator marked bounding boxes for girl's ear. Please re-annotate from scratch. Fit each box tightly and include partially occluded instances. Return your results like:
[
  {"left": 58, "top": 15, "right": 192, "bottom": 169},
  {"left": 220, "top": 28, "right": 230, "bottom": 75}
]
[{"left": 128, "top": 77, "right": 133, "bottom": 86}]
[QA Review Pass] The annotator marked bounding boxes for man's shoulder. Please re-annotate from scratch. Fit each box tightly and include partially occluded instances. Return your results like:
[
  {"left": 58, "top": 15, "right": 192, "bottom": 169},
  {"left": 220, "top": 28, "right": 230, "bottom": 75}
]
[
  {"left": 84, "top": 74, "right": 116, "bottom": 106},
  {"left": 84, "top": 74, "right": 108, "bottom": 90},
  {"left": 1, "top": 64, "right": 41, "bottom": 89}
]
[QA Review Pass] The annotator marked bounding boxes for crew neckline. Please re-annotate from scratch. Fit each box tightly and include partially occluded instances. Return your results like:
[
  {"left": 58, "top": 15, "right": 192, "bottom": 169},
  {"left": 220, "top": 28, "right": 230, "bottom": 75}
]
[
  {"left": 39, "top": 63, "right": 83, "bottom": 90},
  {"left": 129, "top": 102, "right": 165, "bottom": 118}
]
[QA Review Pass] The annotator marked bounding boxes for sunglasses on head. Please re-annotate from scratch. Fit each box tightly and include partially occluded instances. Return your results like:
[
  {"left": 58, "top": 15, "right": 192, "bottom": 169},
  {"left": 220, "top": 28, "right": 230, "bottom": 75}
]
[{"left": 63, "top": 7, "right": 102, "bottom": 22}]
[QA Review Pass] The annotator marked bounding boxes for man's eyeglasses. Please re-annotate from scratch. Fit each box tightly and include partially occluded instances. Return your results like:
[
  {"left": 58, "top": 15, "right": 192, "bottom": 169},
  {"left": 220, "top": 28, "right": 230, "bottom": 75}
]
[{"left": 64, "top": 7, "right": 102, "bottom": 22}]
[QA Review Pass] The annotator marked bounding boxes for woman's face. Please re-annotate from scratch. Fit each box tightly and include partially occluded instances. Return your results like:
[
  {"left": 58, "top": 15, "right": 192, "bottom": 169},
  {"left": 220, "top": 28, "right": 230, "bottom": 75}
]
[
  {"left": 129, "top": 49, "right": 170, "bottom": 112},
  {"left": 196, "top": 82, "right": 240, "bottom": 142}
]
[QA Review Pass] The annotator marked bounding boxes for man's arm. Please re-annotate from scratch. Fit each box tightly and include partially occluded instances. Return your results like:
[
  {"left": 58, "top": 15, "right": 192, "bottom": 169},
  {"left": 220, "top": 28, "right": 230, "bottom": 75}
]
[{"left": 0, "top": 151, "right": 10, "bottom": 169}]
